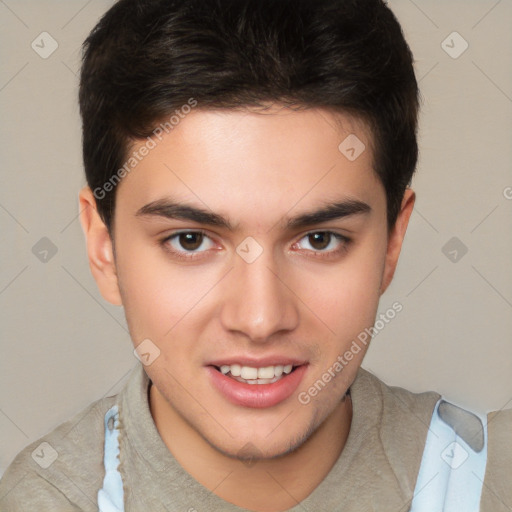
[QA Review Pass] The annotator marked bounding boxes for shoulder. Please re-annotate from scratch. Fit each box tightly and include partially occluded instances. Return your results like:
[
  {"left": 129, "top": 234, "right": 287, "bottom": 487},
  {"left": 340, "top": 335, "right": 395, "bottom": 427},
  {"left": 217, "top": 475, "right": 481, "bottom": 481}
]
[
  {"left": 411, "top": 400, "right": 512, "bottom": 511},
  {"left": 355, "top": 367, "right": 441, "bottom": 425},
  {"left": 0, "top": 393, "right": 119, "bottom": 512},
  {"left": 481, "top": 408, "right": 512, "bottom": 511},
  {"left": 356, "top": 370, "right": 510, "bottom": 511}
]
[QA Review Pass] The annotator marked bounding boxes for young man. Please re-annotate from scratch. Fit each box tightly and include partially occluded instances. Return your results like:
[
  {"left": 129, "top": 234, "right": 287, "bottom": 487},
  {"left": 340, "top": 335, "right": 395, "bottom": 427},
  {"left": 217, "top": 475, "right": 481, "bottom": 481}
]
[{"left": 0, "top": 0, "right": 510, "bottom": 510}]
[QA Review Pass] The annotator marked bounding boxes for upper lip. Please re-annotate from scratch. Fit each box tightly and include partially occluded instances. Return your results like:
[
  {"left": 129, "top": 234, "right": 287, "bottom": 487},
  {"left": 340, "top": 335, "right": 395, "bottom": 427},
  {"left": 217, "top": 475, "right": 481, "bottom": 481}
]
[{"left": 207, "top": 356, "right": 308, "bottom": 368}]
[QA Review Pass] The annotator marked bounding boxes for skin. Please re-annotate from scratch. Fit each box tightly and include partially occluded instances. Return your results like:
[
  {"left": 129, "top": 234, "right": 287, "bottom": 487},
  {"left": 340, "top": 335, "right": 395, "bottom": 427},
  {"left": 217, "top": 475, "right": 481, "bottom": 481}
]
[{"left": 79, "top": 105, "right": 415, "bottom": 512}]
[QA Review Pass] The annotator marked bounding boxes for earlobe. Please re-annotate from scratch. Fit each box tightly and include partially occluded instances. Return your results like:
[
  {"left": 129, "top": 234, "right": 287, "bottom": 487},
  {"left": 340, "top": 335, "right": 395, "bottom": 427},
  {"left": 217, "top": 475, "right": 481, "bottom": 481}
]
[
  {"left": 380, "top": 188, "right": 415, "bottom": 295},
  {"left": 78, "top": 187, "right": 123, "bottom": 306}
]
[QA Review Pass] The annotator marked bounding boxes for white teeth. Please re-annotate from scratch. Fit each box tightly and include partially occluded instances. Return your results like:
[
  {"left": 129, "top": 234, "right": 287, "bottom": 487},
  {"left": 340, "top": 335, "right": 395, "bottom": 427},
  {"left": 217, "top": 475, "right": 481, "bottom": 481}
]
[
  {"left": 240, "top": 366, "right": 258, "bottom": 380},
  {"left": 218, "top": 363, "right": 296, "bottom": 381},
  {"left": 257, "top": 366, "right": 275, "bottom": 379},
  {"left": 230, "top": 364, "right": 242, "bottom": 377}
]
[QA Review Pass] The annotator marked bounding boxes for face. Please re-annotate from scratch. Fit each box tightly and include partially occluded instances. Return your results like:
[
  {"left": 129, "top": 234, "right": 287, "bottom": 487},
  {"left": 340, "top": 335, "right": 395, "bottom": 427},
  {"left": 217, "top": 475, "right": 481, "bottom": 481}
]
[{"left": 81, "top": 105, "right": 413, "bottom": 460}]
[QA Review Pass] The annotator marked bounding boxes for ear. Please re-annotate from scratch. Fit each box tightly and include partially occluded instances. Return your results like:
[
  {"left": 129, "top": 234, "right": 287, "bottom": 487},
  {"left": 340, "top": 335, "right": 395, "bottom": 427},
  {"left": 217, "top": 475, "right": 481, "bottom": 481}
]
[
  {"left": 78, "top": 187, "right": 122, "bottom": 306},
  {"left": 380, "top": 188, "right": 415, "bottom": 295}
]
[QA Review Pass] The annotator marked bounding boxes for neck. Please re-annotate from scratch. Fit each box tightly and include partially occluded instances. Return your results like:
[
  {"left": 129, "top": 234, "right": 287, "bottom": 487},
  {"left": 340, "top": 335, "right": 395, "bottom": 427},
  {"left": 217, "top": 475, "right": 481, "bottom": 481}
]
[{"left": 150, "top": 385, "right": 352, "bottom": 512}]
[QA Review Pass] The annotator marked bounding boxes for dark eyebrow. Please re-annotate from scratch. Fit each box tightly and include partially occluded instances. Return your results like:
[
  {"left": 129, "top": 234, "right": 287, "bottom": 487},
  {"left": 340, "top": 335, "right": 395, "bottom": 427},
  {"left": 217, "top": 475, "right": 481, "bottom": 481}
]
[
  {"left": 285, "top": 199, "right": 371, "bottom": 229},
  {"left": 135, "top": 197, "right": 370, "bottom": 231},
  {"left": 135, "top": 199, "right": 233, "bottom": 229}
]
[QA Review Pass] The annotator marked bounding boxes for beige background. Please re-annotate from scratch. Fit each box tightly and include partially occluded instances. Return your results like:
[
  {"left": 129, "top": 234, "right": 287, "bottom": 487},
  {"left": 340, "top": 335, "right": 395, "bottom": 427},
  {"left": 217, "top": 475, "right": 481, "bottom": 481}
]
[{"left": 1, "top": 0, "right": 511, "bottom": 475}]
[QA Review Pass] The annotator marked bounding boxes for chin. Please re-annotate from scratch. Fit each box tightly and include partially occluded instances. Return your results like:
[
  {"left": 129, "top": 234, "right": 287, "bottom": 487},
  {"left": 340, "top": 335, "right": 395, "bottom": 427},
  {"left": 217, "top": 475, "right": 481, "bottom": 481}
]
[{"left": 201, "top": 409, "right": 323, "bottom": 463}]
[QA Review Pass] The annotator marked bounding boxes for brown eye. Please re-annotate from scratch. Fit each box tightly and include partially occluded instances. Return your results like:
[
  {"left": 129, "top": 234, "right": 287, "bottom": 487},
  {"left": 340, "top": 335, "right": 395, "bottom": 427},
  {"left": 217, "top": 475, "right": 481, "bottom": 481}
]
[
  {"left": 307, "top": 232, "right": 331, "bottom": 250},
  {"left": 162, "top": 231, "right": 217, "bottom": 260},
  {"left": 178, "top": 232, "right": 204, "bottom": 251},
  {"left": 293, "top": 231, "right": 350, "bottom": 257}
]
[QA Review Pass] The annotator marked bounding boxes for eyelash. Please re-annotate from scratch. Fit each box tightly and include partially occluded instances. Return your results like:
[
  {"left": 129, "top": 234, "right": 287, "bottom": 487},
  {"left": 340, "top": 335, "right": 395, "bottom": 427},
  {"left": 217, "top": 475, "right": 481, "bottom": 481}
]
[{"left": 160, "top": 230, "right": 351, "bottom": 261}]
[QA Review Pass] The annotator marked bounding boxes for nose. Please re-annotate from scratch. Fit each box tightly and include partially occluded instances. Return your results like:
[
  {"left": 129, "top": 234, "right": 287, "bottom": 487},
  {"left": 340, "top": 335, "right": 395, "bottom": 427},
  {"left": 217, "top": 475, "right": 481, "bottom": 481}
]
[{"left": 219, "top": 252, "right": 300, "bottom": 343}]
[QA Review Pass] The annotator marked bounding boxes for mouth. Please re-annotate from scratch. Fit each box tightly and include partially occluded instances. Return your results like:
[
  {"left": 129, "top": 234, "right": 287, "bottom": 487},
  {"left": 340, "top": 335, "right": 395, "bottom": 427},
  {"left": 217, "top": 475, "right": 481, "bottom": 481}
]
[
  {"left": 207, "top": 361, "right": 308, "bottom": 408},
  {"left": 213, "top": 363, "right": 298, "bottom": 385}
]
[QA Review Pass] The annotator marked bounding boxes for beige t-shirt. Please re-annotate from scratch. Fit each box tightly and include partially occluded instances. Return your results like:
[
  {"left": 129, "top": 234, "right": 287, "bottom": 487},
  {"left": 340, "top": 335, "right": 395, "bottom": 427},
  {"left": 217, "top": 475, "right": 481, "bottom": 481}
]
[{"left": 0, "top": 364, "right": 510, "bottom": 511}]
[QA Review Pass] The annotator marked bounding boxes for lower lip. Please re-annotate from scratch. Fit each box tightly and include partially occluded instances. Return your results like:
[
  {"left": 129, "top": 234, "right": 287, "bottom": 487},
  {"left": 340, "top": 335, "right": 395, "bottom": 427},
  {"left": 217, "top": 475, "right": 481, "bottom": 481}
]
[{"left": 207, "top": 365, "right": 308, "bottom": 409}]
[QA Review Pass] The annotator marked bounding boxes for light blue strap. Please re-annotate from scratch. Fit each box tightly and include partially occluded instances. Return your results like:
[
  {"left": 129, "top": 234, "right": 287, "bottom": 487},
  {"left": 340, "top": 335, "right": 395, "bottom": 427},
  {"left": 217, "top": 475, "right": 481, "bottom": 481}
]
[
  {"left": 97, "top": 405, "right": 125, "bottom": 512},
  {"left": 410, "top": 399, "right": 488, "bottom": 512}
]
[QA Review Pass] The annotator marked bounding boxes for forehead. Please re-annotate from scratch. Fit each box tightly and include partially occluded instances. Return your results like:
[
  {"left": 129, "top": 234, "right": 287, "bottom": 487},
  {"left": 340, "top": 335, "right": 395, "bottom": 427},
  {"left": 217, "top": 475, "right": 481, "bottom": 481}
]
[{"left": 115, "top": 106, "right": 385, "bottom": 227}]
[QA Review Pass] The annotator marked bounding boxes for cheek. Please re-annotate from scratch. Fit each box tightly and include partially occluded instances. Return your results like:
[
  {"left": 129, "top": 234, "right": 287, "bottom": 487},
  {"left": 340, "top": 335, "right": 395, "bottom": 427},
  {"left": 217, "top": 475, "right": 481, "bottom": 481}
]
[
  {"left": 298, "top": 238, "right": 387, "bottom": 339},
  {"left": 115, "top": 240, "right": 217, "bottom": 341}
]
